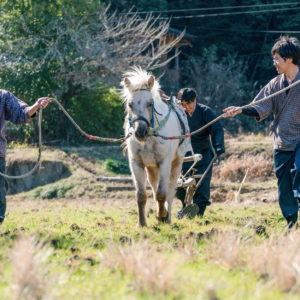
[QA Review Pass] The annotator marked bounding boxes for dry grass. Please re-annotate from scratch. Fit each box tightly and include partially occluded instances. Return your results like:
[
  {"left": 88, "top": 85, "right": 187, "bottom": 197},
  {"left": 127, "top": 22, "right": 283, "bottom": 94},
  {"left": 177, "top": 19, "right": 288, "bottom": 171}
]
[
  {"left": 216, "top": 154, "right": 273, "bottom": 182},
  {"left": 11, "top": 236, "right": 51, "bottom": 300},
  {"left": 102, "top": 240, "right": 183, "bottom": 295},
  {"left": 207, "top": 228, "right": 300, "bottom": 292},
  {"left": 176, "top": 235, "right": 199, "bottom": 262},
  {"left": 206, "top": 230, "right": 246, "bottom": 269},
  {"left": 247, "top": 230, "right": 300, "bottom": 292}
]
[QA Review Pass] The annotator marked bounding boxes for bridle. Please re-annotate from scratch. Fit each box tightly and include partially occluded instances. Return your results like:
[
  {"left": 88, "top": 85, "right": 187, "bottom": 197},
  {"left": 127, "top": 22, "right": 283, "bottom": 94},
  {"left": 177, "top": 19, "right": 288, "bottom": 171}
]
[{"left": 128, "top": 88, "right": 160, "bottom": 132}]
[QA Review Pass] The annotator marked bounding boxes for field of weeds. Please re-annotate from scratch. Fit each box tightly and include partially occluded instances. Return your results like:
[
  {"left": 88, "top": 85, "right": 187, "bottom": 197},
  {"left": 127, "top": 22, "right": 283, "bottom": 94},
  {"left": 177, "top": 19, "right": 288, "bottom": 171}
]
[{"left": 0, "top": 134, "right": 299, "bottom": 299}]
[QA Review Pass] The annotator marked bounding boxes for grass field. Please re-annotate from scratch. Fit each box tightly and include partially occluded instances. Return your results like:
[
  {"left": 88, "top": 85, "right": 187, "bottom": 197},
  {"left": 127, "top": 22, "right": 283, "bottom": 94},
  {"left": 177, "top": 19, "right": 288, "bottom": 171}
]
[{"left": 1, "top": 135, "right": 300, "bottom": 300}]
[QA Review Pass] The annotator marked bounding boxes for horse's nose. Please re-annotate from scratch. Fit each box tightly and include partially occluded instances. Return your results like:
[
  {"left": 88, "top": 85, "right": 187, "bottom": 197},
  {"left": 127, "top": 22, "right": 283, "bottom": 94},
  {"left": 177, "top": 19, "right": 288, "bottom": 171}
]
[{"left": 135, "top": 123, "right": 148, "bottom": 140}]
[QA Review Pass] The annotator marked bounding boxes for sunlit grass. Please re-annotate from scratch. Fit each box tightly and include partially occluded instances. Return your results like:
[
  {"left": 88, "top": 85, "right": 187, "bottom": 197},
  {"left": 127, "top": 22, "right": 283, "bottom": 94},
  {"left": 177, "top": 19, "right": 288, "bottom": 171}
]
[
  {"left": 1, "top": 135, "right": 298, "bottom": 299},
  {"left": 0, "top": 197, "right": 297, "bottom": 300}
]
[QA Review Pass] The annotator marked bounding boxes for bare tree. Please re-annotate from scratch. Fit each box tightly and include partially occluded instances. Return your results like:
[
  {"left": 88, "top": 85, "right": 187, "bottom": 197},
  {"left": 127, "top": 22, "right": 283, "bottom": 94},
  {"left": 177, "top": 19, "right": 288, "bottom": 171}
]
[
  {"left": 3, "top": 6, "right": 183, "bottom": 97},
  {"left": 0, "top": 6, "right": 183, "bottom": 143},
  {"left": 188, "top": 48, "right": 247, "bottom": 113}
]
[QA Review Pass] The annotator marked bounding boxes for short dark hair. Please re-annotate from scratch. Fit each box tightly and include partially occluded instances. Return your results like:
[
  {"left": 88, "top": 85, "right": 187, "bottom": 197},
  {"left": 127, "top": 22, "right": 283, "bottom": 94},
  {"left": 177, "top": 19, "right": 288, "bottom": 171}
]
[
  {"left": 271, "top": 36, "right": 300, "bottom": 65},
  {"left": 177, "top": 88, "right": 197, "bottom": 103}
]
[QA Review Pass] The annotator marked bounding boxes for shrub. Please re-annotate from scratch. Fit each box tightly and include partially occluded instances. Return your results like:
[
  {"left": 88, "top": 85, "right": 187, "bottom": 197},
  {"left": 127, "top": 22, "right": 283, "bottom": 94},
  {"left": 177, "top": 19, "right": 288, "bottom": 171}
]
[
  {"left": 33, "top": 182, "right": 74, "bottom": 199},
  {"left": 216, "top": 154, "right": 273, "bottom": 182},
  {"left": 68, "top": 86, "right": 124, "bottom": 145},
  {"left": 105, "top": 158, "right": 130, "bottom": 175}
]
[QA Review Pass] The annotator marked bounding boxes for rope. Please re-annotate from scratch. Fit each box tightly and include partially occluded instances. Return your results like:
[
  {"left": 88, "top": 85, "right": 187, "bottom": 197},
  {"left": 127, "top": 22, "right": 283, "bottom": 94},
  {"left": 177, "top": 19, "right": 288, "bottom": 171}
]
[
  {"left": 52, "top": 98, "right": 130, "bottom": 143},
  {"left": 0, "top": 97, "right": 130, "bottom": 179},
  {"left": 2, "top": 78, "right": 299, "bottom": 179},
  {"left": 154, "top": 78, "right": 300, "bottom": 140},
  {"left": 0, "top": 110, "right": 43, "bottom": 179}
]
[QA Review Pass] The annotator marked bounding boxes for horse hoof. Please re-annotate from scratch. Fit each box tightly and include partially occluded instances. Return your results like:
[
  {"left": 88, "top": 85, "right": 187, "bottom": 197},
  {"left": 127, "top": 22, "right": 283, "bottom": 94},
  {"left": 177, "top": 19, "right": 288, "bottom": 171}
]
[
  {"left": 138, "top": 222, "right": 147, "bottom": 227},
  {"left": 157, "top": 212, "right": 169, "bottom": 223}
]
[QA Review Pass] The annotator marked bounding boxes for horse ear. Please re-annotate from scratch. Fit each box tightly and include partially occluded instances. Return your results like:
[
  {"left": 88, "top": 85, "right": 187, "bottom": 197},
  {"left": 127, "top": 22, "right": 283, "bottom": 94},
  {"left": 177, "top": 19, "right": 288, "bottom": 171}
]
[
  {"left": 124, "top": 77, "right": 131, "bottom": 88},
  {"left": 147, "top": 75, "right": 155, "bottom": 89}
]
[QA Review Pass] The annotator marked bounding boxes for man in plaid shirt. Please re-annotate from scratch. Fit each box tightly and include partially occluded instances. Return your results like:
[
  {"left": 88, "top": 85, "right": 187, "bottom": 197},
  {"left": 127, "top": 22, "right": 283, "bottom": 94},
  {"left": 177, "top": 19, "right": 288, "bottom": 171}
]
[
  {"left": 223, "top": 36, "right": 300, "bottom": 228},
  {"left": 0, "top": 91, "right": 52, "bottom": 224}
]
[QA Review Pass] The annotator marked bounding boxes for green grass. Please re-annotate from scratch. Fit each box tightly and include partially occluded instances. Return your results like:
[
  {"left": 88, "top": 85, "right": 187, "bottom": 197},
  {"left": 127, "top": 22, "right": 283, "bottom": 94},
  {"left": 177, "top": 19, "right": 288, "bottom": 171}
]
[
  {"left": 1, "top": 137, "right": 298, "bottom": 299},
  {"left": 0, "top": 197, "right": 299, "bottom": 300}
]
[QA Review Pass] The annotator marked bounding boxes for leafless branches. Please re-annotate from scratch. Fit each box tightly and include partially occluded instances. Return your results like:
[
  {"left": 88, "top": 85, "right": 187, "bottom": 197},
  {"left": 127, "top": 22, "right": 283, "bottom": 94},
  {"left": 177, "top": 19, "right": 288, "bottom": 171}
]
[
  {"left": 187, "top": 47, "right": 247, "bottom": 113},
  {"left": 2, "top": 6, "right": 182, "bottom": 94}
]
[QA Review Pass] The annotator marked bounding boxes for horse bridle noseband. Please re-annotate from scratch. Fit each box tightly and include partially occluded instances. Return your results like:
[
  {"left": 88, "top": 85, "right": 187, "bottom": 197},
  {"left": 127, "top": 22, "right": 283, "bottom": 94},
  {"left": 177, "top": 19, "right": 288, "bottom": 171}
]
[
  {"left": 128, "top": 88, "right": 161, "bottom": 130},
  {"left": 129, "top": 115, "right": 151, "bottom": 128}
]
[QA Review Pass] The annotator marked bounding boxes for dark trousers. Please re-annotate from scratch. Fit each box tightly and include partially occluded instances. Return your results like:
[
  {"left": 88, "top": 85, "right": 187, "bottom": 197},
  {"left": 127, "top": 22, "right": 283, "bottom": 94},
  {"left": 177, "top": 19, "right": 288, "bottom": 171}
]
[
  {"left": 177, "top": 149, "right": 213, "bottom": 208},
  {"left": 0, "top": 157, "right": 6, "bottom": 222},
  {"left": 274, "top": 144, "right": 300, "bottom": 220}
]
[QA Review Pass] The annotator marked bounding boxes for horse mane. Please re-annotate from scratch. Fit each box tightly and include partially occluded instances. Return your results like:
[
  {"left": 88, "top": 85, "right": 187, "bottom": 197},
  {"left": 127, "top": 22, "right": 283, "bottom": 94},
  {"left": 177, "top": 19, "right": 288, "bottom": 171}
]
[{"left": 120, "top": 66, "right": 161, "bottom": 103}]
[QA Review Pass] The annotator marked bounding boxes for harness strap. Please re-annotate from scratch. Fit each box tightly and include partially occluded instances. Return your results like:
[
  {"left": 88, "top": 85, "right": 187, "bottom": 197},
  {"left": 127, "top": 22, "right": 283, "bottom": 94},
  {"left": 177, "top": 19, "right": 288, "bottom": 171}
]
[
  {"left": 172, "top": 107, "right": 187, "bottom": 145},
  {"left": 151, "top": 104, "right": 155, "bottom": 128}
]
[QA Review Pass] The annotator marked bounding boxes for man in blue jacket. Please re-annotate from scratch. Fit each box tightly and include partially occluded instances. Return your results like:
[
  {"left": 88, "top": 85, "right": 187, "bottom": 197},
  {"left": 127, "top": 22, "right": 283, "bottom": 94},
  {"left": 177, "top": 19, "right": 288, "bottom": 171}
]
[
  {"left": 176, "top": 88, "right": 225, "bottom": 218},
  {"left": 0, "top": 90, "right": 52, "bottom": 224}
]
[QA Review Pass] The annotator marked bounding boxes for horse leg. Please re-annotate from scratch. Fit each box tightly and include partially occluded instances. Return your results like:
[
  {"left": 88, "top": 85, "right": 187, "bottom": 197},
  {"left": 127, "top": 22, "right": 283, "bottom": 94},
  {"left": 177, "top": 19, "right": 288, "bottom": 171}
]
[
  {"left": 130, "top": 160, "right": 147, "bottom": 227},
  {"left": 167, "top": 156, "right": 184, "bottom": 224},
  {"left": 146, "top": 166, "right": 159, "bottom": 195},
  {"left": 156, "top": 160, "right": 171, "bottom": 223}
]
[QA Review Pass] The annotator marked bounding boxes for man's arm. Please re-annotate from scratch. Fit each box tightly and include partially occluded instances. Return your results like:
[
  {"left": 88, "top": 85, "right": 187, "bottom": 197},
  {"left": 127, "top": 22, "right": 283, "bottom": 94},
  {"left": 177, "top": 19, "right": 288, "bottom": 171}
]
[
  {"left": 4, "top": 90, "right": 52, "bottom": 124},
  {"left": 211, "top": 121, "right": 225, "bottom": 155},
  {"left": 205, "top": 107, "right": 225, "bottom": 155},
  {"left": 241, "top": 107, "right": 259, "bottom": 117}
]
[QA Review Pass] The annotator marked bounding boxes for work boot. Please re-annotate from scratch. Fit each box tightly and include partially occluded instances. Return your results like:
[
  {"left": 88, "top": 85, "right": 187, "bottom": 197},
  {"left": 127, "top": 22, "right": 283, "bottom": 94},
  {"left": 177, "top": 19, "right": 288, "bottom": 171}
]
[
  {"left": 197, "top": 205, "right": 207, "bottom": 217},
  {"left": 286, "top": 212, "right": 298, "bottom": 229}
]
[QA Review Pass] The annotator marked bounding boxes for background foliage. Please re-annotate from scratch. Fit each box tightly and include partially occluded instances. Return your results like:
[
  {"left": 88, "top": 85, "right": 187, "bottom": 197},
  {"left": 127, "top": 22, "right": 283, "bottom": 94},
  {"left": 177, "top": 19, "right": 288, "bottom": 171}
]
[{"left": 1, "top": 0, "right": 299, "bottom": 143}]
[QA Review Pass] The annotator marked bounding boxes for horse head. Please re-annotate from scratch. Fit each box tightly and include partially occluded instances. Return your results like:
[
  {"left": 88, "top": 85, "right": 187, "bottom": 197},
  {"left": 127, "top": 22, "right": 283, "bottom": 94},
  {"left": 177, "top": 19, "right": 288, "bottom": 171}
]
[{"left": 122, "top": 68, "right": 160, "bottom": 142}]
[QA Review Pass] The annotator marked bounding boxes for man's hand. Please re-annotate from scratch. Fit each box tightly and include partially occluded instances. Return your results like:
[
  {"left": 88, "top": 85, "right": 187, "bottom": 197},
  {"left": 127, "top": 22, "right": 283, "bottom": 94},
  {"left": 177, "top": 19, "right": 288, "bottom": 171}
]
[
  {"left": 222, "top": 106, "right": 242, "bottom": 118},
  {"left": 36, "top": 97, "right": 54, "bottom": 109},
  {"left": 28, "top": 97, "right": 54, "bottom": 117},
  {"left": 214, "top": 147, "right": 225, "bottom": 165}
]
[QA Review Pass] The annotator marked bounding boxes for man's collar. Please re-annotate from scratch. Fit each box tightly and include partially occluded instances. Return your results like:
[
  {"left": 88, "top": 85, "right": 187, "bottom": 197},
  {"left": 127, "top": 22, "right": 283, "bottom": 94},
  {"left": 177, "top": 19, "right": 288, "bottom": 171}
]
[{"left": 283, "top": 68, "right": 300, "bottom": 84}]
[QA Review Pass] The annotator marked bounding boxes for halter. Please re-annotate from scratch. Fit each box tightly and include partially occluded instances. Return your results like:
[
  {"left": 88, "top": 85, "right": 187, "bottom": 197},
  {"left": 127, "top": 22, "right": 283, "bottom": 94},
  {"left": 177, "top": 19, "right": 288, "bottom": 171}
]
[{"left": 127, "top": 88, "right": 167, "bottom": 133}]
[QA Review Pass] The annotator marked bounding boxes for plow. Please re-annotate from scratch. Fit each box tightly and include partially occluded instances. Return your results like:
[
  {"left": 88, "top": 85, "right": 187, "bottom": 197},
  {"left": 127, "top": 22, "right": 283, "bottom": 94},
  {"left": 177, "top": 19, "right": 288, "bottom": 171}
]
[{"left": 176, "top": 146, "right": 218, "bottom": 219}]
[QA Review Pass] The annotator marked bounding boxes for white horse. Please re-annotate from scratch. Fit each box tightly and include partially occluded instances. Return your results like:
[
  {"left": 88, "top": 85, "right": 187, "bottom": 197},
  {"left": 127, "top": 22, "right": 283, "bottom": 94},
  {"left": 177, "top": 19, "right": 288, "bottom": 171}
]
[{"left": 121, "top": 67, "right": 191, "bottom": 226}]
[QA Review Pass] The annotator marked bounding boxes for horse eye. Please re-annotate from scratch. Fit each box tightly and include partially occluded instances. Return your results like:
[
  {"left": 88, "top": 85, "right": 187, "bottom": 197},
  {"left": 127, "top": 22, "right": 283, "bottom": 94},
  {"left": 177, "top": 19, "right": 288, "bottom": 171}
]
[
  {"left": 128, "top": 103, "right": 133, "bottom": 109},
  {"left": 147, "top": 102, "right": 153, "bottom": 108}
]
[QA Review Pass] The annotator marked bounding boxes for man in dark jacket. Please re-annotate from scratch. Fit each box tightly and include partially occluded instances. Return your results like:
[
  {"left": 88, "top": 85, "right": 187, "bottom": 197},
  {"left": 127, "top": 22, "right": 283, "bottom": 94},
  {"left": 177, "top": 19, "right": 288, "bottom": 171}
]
[
  {"left": 176, "top": 88, "right": 225, "bottom": 218},
  {"left": 0, "top": 90, "right": 52, "bottom": 224}
]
